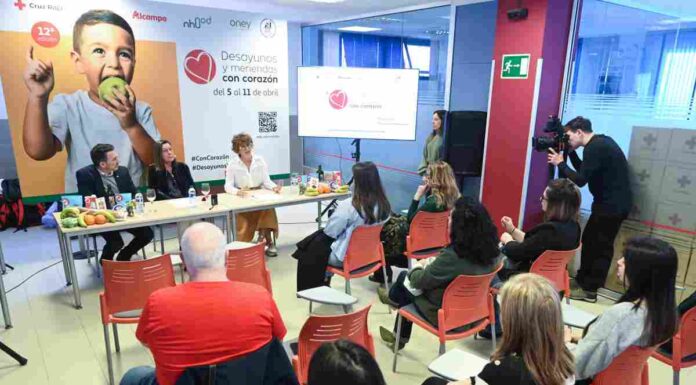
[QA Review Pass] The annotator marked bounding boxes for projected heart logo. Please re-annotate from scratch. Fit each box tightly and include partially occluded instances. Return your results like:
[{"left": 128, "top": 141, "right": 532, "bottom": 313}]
[
  {"left": 184, "top": 49, "right": 216, "bottom": 84},
  {"left": 329, "top": 90, "right": 348, "bottom": 110}
]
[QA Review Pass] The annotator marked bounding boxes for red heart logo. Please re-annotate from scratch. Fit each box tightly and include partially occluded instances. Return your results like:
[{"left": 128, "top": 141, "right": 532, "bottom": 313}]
[
  {"left": 329, "top": 90, "right": 348, "bottom": 110},
  {"left": 184, "top": 49, "right": 216, "bottom": 84}
]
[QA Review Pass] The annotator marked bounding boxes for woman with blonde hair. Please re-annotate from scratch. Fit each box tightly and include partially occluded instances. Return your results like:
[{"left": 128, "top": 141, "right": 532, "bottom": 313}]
[
  {"left": 371, "top": 160, "right": 460, "bottom": 284},
  {"left": 224, "top": 133, "right": 281, "bottom": 256},
  {"left": 422, "top": 273, "right": 575, "bottom": 385}
]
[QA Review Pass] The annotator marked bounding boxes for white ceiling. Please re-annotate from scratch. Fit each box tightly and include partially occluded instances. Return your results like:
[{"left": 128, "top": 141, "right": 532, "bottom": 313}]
[{"left": 150, "top": 0, "right": 449, "bottom": 24}]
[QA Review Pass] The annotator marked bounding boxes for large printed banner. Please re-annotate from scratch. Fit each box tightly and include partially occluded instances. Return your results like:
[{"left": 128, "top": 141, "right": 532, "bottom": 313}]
[{"left": 0, "top": 0, "right": 289, "bottom": 198}]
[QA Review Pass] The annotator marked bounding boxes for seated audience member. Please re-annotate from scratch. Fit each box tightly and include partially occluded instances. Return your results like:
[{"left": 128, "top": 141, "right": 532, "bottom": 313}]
[
  {"left": 568, "top": 237, "right": 678, "bottom": 384},
  {"left": 148, "top": 139, "right": 194, "bottom": 200},
  {"left": 294, "top": 161, "right": 390, "bottom": 291},
  {"left": 371, "top": 161, "right": 460, "bottom": 284},
  {"left": 308, "top": 340, "right": 385, "bottom": 385},
  {"left": 658, "top": 290, "right": 696, "bottom": 358},
  {"left": 422, "top": 273, "right": 575, "bottom": 385},
  {"left": 498, "top": 178, "right": 581, "bottom": 281},
  {"left": 120, "top": 222, "right": 287, "bottom": 385},
  {"left": 76, "top": 143, "right": 153, "bottom": 262},
  {"left": 379, "top": 197, "right": 500, "bottom": 350},
  {"left": 224, "top": 133, "right": 281, "bottom": 256}
]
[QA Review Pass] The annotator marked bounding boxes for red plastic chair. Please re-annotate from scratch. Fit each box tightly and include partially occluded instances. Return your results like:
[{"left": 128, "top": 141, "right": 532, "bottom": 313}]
[
  {"left": 405, "top": 210, "right": 451, "bottom": 264},
  {"left": 392, "top": 264, "right": 502, "bottom": 372},
  {"left": 652, "top": 306, "right": 696, "bottom": 385},
  {"left": 226, "top": 242, "right": 273, "bottom": 294},
  {"left": 591, "top": 345, "right": 654, "bottom": 385},
  {"left": 292, "top": 305, "right": 374, "bottom": 385},
  {"left": 326, "top": 224, "right": 387, "bottom": 296},
  {"left": 100, "top": 255, "right": 176, "bottom": 385},
  {"left": 529, "top": 245, "right": 581, "bottom": 304}
]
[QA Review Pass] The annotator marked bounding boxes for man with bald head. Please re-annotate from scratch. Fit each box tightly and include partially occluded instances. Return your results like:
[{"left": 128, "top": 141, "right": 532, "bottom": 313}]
[{"left": 122, "top": 222, "right": 287, "bottom": 385}]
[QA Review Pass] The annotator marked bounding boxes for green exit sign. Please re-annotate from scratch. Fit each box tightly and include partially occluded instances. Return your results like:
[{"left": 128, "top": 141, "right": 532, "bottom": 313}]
[{"left": 501, "top": 54, "right": 530, "bottom": 79}]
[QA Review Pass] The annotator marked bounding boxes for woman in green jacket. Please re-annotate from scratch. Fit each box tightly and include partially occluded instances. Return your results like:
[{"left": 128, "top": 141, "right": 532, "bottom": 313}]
[
  {"left": 379, "top": 196, "right": 501, "bottom": 350},
  {"left": 417, "top": 110, "right": 447, "bottom": 176},
  {"left": 370, "top": 161, "right": 460, "bottom": 284}
]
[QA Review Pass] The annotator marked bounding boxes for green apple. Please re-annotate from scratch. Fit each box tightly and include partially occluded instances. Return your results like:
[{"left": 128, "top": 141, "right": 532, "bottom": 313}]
[{"left": 98, "top": 77, "right": 128, "bottom": 102}]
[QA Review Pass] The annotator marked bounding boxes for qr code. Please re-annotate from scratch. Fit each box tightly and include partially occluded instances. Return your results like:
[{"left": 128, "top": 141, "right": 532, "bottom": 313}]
[{"left": 258, "top": 112, "right": 278, "bottom": 133}]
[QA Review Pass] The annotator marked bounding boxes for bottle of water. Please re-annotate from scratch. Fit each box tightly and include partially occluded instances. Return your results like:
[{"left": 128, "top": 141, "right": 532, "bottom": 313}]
[
  {"left": 188, "top": 187, "right": 196, "bottom": 206},
  {"left": 135, "top": 193, "right": 144, "bottom": 214}
]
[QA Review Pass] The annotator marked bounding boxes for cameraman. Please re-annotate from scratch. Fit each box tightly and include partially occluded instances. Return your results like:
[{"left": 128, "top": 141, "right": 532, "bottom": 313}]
[{"left": 547, "top": 116, "right": 632, "bottom": 302}]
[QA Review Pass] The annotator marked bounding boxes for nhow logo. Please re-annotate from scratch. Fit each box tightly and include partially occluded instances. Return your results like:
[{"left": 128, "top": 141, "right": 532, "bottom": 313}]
[{"left": 183, "top": 16, "right": 212, "bottom": 29}]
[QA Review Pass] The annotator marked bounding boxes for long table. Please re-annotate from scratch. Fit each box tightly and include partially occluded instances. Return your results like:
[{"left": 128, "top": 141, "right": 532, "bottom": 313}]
[{"left": 54, "top": 187, "right": 350, "bottom": 308}]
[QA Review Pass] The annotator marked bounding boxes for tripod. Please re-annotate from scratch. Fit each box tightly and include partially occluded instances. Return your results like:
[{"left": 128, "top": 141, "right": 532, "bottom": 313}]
[
  {"left": 316, "top": 139, "right": 361, "bottom": 224},
  {"left": 0, "top": 241, "right": 28, "bottom": 366}
]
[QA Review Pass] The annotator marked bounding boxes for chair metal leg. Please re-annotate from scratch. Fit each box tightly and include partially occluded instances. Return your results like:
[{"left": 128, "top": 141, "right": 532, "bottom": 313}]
[
  {"left": 439, "top": 342, "right": 446, "bottom": 355},
  {"left": 141, "top": 248, "right": 147, "bottom": 260},
  {"left": 309, "top": 301, "right": 313, "bottom": 314},
  {"left": 179, "top": 266, "right": 185, "bottom": 283},
  {"left": 345, "top": 279, "right": 351, "bottom": 295},
  {"left": 112, "top": 324, "right": 120, "bottom": 352},
  {"left": 103, "top": 324, "right": 115, "bottom": 385},
  {"left": 491, "top": 320, "right": 497, "bottom": 351},
  {"left": 159, "top": 225, "right": 165, "bottom": 254},
  {"left": 674, "top": 369, "right": 679, "bottom": 385},
  {"left": 342, "top": 305, "right": 351, "bottom": 314},
  {"left": 382, "top": 265, "right": 391, "bottom": 314},
  {"left": 0, "top": 342, "right": 27, "bottom": 365},
  {"left": 392, "top": 314, "right": 402, "bottom": 372}
]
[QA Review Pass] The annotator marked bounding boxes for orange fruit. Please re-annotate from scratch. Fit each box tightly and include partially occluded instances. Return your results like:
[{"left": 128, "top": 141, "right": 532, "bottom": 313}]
[
  {"left": 84, "top": 215, "right": 95, "bottom": 226},
  {"left": 95, "top": 214, "right": 107, "bottom": 225}
]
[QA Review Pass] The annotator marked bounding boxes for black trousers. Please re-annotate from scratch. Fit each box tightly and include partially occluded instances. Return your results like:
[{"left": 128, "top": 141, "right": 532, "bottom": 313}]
[
  {"left": 100, "top": 227, "right": 154, "bottom": 262},
  {"left": 576, "top": 212, "right": 626, "bottom": 292},
  {"left": 390, "top": 271, "right": 418, "bottom": 341}
]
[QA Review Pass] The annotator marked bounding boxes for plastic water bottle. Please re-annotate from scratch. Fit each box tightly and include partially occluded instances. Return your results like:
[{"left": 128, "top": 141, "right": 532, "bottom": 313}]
[
  {"left": 188, "top": 187, "right": 196, "bottom": 206},
  {"left": 135, "top": 193, "right": 144, "bottom": 214}
]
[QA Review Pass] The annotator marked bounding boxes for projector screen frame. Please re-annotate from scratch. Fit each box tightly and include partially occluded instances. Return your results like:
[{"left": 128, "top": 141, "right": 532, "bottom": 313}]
[{"left": 296, "top": 66, "right": 420, "bottom": 141}]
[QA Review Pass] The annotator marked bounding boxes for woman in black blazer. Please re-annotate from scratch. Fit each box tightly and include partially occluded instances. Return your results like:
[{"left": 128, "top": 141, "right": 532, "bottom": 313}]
[
  {"left": 148, "top": 140, "right": 195, "bottom": 200},
  {"left": 498, "top": 178, "right": 581, "bottom": 281}
]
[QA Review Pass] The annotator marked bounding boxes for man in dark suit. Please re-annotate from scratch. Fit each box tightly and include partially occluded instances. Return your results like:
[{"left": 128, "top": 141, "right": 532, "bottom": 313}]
[{"left": 77, "top": 143, "right": 154, "bottom": 262}]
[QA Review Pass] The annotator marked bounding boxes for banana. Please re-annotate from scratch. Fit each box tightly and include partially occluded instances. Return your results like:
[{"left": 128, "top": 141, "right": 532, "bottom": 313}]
[
  {"left": 96, "top": 210, "right": 117, "bottom": 223},
  {"left": 60, "top": 207, "right": 80, "bottom": 219},
  {"left": 77, "top": 213, "right": 87, "bottom": 228}
]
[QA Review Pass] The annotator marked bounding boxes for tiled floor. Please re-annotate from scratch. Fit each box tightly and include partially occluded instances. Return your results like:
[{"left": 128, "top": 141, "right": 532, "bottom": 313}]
[{"left": 0, "top": 203, "right": 693, "bottom": 385}]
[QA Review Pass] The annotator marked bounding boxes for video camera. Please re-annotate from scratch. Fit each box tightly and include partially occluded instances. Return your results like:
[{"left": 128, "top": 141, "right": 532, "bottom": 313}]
[{"left": 532, "top": 115, "right": 568, "bottom": 153}]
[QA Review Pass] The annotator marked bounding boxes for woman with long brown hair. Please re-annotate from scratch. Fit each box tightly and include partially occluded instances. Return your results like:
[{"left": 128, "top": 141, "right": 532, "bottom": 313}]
[
  {"left": 148, "top": 139, "right": 195, "bottom": 200},
  {"left": 417, "top": 110, "right": 446, "bottom": 176},
  {"left": 295, "top": 162, "right": 391, "bottom": 290},
  {"left": 498, "top": 178, "right": 581, "bottom": 281},
  {"left": 422, "top": 273, "right": 575, "bottom": 385},
  {"left": 371, "top": 161, "right": 460, "bottom": 284}
]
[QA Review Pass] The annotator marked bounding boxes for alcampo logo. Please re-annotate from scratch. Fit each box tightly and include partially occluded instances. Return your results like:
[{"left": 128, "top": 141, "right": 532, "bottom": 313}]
[
  {"left": 329, "top": 90, "right": 348, "bottom": 110},
  {"left": 184, "top": 49, "right": 216, "bottom": 85}
]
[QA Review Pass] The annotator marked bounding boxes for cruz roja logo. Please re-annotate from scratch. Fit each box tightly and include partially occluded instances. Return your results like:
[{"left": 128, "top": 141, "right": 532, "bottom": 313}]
[{"left": 183, "top": 16, "right": 212, "bottom": 29}]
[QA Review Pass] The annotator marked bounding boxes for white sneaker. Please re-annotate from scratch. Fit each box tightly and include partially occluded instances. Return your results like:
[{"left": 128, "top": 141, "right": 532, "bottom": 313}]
[{"left": 266, "top": 244, "right": 278, "bottom": 257}]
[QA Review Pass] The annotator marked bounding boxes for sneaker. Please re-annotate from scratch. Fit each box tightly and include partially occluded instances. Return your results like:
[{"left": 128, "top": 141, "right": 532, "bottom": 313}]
[
  {"left": 265, "top": 244, "right": 278, "bottom": 257},
  {"left": 368, "top": 274, "right": 389, "bottom": 285},
  {"left": 377, "top": 287, "right": 398, "bottom": 308},
  {"left": 570, "top": 286, "right": 597, "bottom": 303},
  {"left": 379, "top": 326, "right": 406, "bottom": 350}
]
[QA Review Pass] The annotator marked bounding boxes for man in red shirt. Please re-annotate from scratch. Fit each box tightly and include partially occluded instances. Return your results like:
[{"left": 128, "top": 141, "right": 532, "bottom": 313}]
[{"left": 120, "top": 222, "right": 287, "bottom": 385}]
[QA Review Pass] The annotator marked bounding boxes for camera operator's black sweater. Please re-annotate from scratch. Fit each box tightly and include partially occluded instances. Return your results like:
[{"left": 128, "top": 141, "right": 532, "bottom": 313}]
[{"left": 559, "top": 134, "right": 632, "bottom": 215}]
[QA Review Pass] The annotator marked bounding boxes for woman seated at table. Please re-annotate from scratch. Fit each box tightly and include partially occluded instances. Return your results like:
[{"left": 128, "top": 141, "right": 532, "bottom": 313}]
[
  {"left": 371, "top": 161, "right": 460, "bottom": 284},
  {"left": 378, "top": 196, "right": 500, "bottom": 351},
  {"left": 497, "top": 178, "right": 581, "bottom": 282},
  {"left": 421, "top": 273, "right": 575, "bottom": 385},
  {"left": 148, "top": 139, "right": 195, "bottom": 201},
  {"left": 294, "top": 162, "right": 390, "bottom": 291},
  {"left": 224, "top": 133, "right": 282, "bottom": 256}
]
